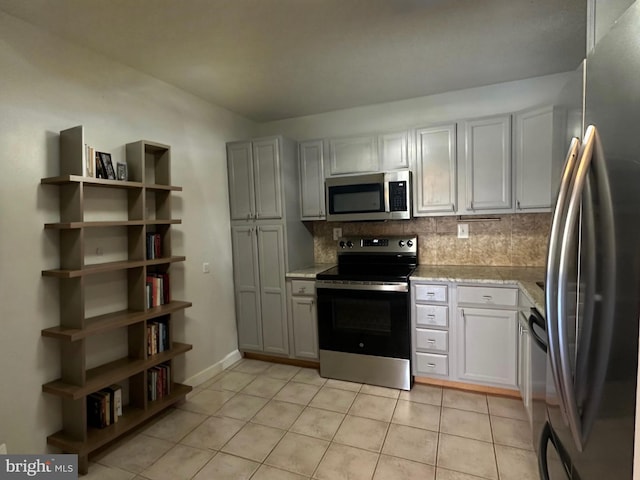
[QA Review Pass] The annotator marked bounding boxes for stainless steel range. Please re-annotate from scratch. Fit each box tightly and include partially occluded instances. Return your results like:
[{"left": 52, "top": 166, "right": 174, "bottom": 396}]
[{"left": 316, "top": 236, "right": 417, "bottom": 390}]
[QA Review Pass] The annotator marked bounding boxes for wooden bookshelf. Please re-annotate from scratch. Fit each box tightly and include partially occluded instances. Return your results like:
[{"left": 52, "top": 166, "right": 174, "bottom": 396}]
[{"left": 41, "top": 126, "right": 192, "bottom": 475}]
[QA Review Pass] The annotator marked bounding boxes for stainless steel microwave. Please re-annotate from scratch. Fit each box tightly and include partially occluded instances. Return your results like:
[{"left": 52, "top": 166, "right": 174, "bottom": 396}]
[{"left": 325, "top": 170, "right": 411, "bottom": 222}]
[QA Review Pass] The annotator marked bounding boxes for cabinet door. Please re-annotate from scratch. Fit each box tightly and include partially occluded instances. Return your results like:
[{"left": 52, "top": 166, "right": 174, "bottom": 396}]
[
  {"left": 227, "top": 142, "right": 255, "bottom": 221},
  {"left": 299, "top": 140, "right": 325, "bottom": 220},
  {"left": 257, "top": 224, "right": 289, "bottom": 355},
  {"left": 414, "top": 124, "right": 457, "bottom": 215},
  {"left": 456, "top": 307, "right": 517, "bottom": 387},
  {"left": 253, "top": 138, "right": 283, "bottom": 220},
  {"left": 231, "top": 226, "right": 262, "bottom": 351},
  {"left": 291, "top": 296, "right": 319, "bottom": 359},
  {"left": 514, "top": 106, "right": 553, "bottom": 211},
  {"left": 378, "top": 131, "right": 409, "bottom": 170},
  {"left": 464, "top": 115, "right": 512, "bottom": 211},
  {"left": 328, "top": 135, "right": 379, "bottom": 175}
]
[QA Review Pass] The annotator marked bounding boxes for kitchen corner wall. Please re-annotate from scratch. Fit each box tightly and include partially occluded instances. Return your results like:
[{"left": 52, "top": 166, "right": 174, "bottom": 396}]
[{"left": 312, "top": 213, "right": 551, "bottom": 267}]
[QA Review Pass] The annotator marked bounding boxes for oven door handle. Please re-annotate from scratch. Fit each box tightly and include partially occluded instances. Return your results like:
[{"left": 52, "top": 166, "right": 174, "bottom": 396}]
[{"left": 316, "top": 281, "right": 408, "bottom": 293}]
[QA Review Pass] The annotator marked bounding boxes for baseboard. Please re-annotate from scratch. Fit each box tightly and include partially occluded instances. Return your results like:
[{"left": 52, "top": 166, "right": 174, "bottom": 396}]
[
  {"left": 414, "top": 376, "right": 520, "bottom": 398},
  {"left": 183, "top": 349, "right": 243, "bottom": 387}
]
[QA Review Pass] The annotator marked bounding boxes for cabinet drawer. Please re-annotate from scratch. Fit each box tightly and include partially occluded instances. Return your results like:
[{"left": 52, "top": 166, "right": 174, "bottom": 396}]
[
  {"left": 414, "top": 284, "right": 448, "bottom": 303},
  {"left": 415, "top": 304, "right": 448, "bottom": 327},
  {"left": 291, "top": 280, "right": 315, "bottom": 296},
  {"left": 457, "top": 285, "right": 517, "bottom": 307},
  {"left": 416, "top": 328, "right": 448, "bottom": 352},
  {"left": 415, "top": 352, "right": 448, "bottom": 376}
]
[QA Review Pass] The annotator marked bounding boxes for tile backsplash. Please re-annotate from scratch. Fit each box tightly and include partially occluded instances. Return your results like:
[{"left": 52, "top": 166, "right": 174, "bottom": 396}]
[{"left": 311, "top": 213, "right": 551, "bottom": 267}]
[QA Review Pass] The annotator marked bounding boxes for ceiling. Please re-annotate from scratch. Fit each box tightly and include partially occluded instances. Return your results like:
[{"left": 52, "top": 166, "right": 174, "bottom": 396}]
[{"left": 0, "top": 0, "right": 586, "bottom": 122}]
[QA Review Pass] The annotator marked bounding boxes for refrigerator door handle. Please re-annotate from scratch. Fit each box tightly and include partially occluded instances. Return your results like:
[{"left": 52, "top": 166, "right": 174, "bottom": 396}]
[
  {"left": 545, "top": 136, "right": 581, "bottom": 414},
  {"left": 558, "top": 125, "right": 598, "bottom": 452}
]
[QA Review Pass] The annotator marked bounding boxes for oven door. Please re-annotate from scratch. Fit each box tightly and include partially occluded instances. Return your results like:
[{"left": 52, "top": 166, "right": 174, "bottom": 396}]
[{"left": 316, "top": 285, "right": 410, "bottom": 359}]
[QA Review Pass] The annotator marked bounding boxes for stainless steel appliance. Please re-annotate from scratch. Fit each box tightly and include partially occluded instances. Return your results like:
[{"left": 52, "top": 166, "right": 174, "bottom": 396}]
[
  {"left": 316, "top": 236, "right": 417, "bottom": 390},
  {"left": 325, "top": 170, "right": 411, "bottom": 222},
  {"left": 541, "top": 4, "right": 640, "bottom": 478}
]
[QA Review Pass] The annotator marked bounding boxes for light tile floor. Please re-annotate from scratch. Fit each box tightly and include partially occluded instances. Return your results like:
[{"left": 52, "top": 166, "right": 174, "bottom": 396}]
[{"left": 88, "top": 358, "right": 539, "bottom": 480}]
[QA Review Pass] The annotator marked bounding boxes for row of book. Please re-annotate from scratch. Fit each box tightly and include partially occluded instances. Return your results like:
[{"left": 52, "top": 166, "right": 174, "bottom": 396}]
[
  {"left": 146, "top": 233, "right": 163, "bottom": 260},
  {"left": 146, "top": 273, "right": 170, "bottom": 308},
  {"left": 148, "top": 320, "right": 169, "bottom": 356},
  {"left": 87, "top": 384, "right": 123, "bottom": 429},
  {"left": 148, "top": 365, "right": 171, "bottom": 402},
  {"left": 85, "top": 145, "right": 127, "bottom": 180}
]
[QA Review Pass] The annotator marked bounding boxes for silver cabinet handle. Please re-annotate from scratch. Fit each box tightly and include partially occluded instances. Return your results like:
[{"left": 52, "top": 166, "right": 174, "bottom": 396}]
[
  {"left": 517, "top": 200, "right": 521, "bottom": 210},
  {"left": 426, "top": 314, "right": 436, "bottom": 318},
  {"left": 482, "top": 295, "right": 493, "bottom": 301},
  {"left": 427, "top": 363, "right": 436, "bottom": 368},
  {"left": 426, "top": 339, "right": 436, "bottom": 344}
]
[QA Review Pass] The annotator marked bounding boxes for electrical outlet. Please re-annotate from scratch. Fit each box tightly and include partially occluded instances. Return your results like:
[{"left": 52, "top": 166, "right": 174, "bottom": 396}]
[
  {"left": 96, "top": 247, "right": 104, "bottom": 256},
  {"left": 333, "top": 228, "right": 343, "bottom": 241},
  {"left": 202, "top": 262, "right": 210, "bottom": 273},
  {"left": 457, "top": 223, "right": 469, "bottom": 239}
]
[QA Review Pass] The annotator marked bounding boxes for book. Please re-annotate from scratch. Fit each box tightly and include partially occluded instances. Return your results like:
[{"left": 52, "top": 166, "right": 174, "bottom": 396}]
[
  {"left": 103, "top": 384, "right": 122, "bottom": 422},
  {"left": 85, "top": 145, "right": 95, "bottom": 177},
  {"left": 87, "top": 393, "right": 105, "bottom": 428}
]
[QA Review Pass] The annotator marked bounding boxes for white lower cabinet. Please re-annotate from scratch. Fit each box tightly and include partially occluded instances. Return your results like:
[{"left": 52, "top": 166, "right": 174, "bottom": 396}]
[
  {"left": 412, "top": 282, "right": 451, "bottom": 379},
  {"left": 412, "top": 280, "right": 520, "bottom": 390},
  {"left": 287, "top": 279, "right": 318, "bottom": 360},
  {"left": 456, "top": 305, "right": 518, "bottom": 388},
  {"left": 232, "top": 224, "right": 289, "bottom": 355}
]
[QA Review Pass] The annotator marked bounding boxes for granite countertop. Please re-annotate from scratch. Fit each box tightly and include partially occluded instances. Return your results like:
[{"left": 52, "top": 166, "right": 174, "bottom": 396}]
[
  {"left": 286, "top": 263, "right": 545, "bottom": 314},
  {"left": 411, "top": 265, "right": 545, "bottom": 314},
  {"left": 286, "top": 264, "right": 335, "bottom": 279}
]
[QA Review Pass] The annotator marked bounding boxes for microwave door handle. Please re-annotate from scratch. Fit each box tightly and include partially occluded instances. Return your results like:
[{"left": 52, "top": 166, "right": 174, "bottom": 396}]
[
  {"left": 383, "top": 179, "right": 391, "bottom": 213},
  {"left": 558, "top": 125, "right": 598, "bottom": 452},
  {"left": 546, "top": 136, "right": 580, "bottom": 414}
]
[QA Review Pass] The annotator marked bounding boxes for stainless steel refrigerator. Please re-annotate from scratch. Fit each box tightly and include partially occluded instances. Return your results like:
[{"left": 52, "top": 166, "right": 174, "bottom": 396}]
[{"left": 541, "top": 3, "right": 640, "bottom": 479}]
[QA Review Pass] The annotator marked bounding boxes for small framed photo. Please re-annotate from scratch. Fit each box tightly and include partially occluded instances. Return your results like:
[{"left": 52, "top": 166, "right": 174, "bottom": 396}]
[
  {"left": 117, "top": 162, "right": 128, "bottom": 181},
  {"left": 100, "top": 152, "right": 116, "bottom": 180}
]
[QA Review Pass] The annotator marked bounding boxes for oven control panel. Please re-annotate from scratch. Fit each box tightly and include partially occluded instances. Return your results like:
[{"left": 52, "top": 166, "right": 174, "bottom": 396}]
[{"left": 338, "top": 236, "right": 417, "bottom": 254}]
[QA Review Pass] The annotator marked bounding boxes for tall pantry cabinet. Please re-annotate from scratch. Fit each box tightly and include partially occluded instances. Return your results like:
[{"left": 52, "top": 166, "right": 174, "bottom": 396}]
[{"left": 227, "top": 137, "right": 314, "bottom": 356}]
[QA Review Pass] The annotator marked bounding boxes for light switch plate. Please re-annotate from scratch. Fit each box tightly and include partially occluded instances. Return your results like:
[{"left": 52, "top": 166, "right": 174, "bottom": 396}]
[
  {"left": 457, "top": 223, "right": 469, "bottom": 239},
  {"left": 333, "top": 228, "right": 342, "bottom": 241}
]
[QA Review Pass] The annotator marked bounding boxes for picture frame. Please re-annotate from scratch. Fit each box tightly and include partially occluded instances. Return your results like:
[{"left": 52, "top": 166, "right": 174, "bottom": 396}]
[
  {"left": 100, "top": 152, "right": 116, "bottom": 180},
  {"left": 116, "top": 162, "right": 128, "bottom": 181}
]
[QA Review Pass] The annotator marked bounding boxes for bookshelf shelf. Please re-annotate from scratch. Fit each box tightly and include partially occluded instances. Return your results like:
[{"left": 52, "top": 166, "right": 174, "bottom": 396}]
[
  {"left": 41, "top": 126, "right": 191, "bottom": 474},
  {"left": 41, "top": 301, "right": 193, "bottom": 341},
  {"left": 42, "top": 342, "right": 192, "bottom": 400},
  {"left": 46, "top": 383, "right": 191, "bottom": 455}
]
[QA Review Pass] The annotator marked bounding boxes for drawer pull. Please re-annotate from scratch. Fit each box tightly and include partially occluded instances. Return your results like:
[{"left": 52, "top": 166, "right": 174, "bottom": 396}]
[
  {"left": 427, "top": 339, "right": 436, "bottom": 344},
  {"left": 426, "top": 314, "right": 436, "bottom": 318},
  {"left": 427, "top": 363, "right": 436, "bottom": 368},
  {"left": 482, "top": 295, "right": 493, "bottom": 301},
  {"left": 426, "top": 292, "right": 435, "bottom": 296},
  {"left": 299, "top": 287, "right": 306, "bottom": 293}
]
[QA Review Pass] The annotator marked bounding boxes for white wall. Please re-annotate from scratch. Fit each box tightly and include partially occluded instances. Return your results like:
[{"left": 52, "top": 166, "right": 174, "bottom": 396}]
[
  {"left": 257, "top": 72, "right": 574, "bottom": 140},
  {"left": 0, "top": 11, "right": 256, "bottom": 455}
]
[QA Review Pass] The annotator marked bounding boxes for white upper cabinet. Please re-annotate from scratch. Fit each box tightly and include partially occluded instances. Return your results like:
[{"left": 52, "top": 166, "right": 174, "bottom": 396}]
[
  {"left": 253, "top": 138, "right": 283, "bottom": 220},
  {"left": 463, "top": 114, "right": 513, "bottom": 213},
  {"left": 227, "top": 137, "right": 282, "bottom": 221},
  {"left": 227, "top": 141, "right": 255, "bottom": 221},
  {"left": 514, "top": 106, "right": 554, "bottom": 212},
  {"left": 298, "top": 140, "right": 325, "bottom": 220},
  {"left": 328, "top": 135, "right": 379, "bottom": 175},
  {"left": 378, "top": 130, "right": 410, "bottom": 170},
  {"left": 414, "top": 124, "right": 457, "bottom": 216}
]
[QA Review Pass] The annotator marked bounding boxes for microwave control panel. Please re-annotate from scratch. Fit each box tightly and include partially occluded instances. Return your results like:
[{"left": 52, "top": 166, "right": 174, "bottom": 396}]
[{"left": 389, "top": 181, "right": 408, "bottom": 211}]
